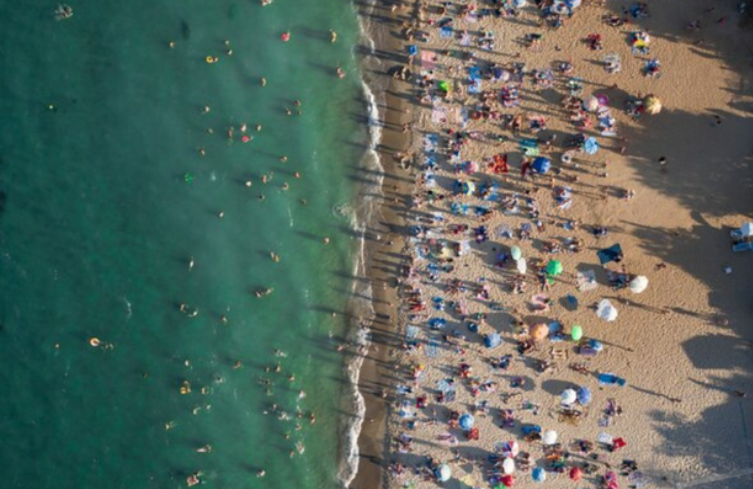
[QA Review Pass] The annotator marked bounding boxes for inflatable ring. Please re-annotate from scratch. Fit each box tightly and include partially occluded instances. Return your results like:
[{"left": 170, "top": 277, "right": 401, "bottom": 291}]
[
  {"left": 206, "top": 56, "right": 215, "bottom": 64},
  {"left": 89, "top": 337, "right": 101, "bottom": 347}
]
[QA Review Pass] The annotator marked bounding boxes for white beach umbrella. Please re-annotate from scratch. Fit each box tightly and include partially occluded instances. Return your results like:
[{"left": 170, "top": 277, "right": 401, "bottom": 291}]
[
  {"left": 516, "top": 258, "right": 527, "bottom": 275},
  {"left": 583, "top": 94, "right": 600, "bottom": 112},
  {"left": 629, "top": 275, "right": 649, "bottom": 294},
  {"left": 436, "top": 464, "right": 452, "bottom": 482},
  {"left": 543, "top": 430, "right": 558, "bottom": 445},
  {"left": 502, "top": 457, "right": 516, "bottom": 474},
  {"left": 560, "top": 388, "right": 577, "bottom": 406},
  {"left": 596, "top": 299, "right": 618, "bottom": 322}
]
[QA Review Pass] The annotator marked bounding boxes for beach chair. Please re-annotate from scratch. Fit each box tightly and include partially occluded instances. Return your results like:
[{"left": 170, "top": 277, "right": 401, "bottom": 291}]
[{"left": 732, "top": 241, "right": 753, "bottom": 252}]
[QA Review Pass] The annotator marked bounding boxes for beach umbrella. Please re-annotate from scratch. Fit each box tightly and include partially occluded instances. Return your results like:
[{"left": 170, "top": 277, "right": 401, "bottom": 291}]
[
  {"left": 629, "top": 275, "right": 649, "bottom": 294},
  {"left": 501, "top": 474, "right": 515, "bottom": 487},
  {"left": 543, "top": 430, "right": 558, "bottom": 445},
  {"left": 532, "top": 157, "right": 551, "bottom": 174},
  {"left": 510, "top": 246, "right": 522, "bottom": 261},
  {"left": 571, "top": 325, "right": 583, "bottom": 341},
  {"left": 530, "top": 323, "right": 549, "bottom": 341},
  {"left": 560, "top": 389, "right": 577, "bottom": 406},
  {"left": 583, "top": 137, "right": 599, "bottom": 155},
  {"left": 577, "top": 386, "right": 592, "bottom": 405},
  {"left": 512, "top": 0, "right": 527, "bottom": 7},
  {"left": 461, "top": 181, "right": 475, "bottom": 195},
  {"left": 741, "top": 222, "right": 753, "bottom": 236},
  {"left": 501, "top": 440, "right": 520, "bottom": 458},
  {"left": 502, "top": 457, "right": 516, "bottom": 474},
  {"left": 459, "top": 414, "right": 475, "bottom": 430},
  {"left": 545, "top": 260, "right": 563, "bottom": 276},
  {"left": 570, "top": 467, "right": 584, "bottom": 481},
  {"left": 485, "top": 333, "right": 502, "bottom": 348},
  {"left": 516, "top": 258, "right": 527, "bottom": 275},
  {"left": 596, "top": 299, "right": 618, "bottom": 322},
  {"left": 438, "top": 80, "right": 451, "bottom": 92},
  {"left": 436, "top": 464, "right": 452, "bottom": 482},
  {"left": 568, "top": 0, "right": 582, "bottom": 7},
  {"left": 583, "top": 95, "right": 600, "bottom": 112},
  {"left": 644, "top": 94, "right": 662, "bottom": 115},
  {"left": 532, "top": 467, "right": 547, "bottom": 482}
]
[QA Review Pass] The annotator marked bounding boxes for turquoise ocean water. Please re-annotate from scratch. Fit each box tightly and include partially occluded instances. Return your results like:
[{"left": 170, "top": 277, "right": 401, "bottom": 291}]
[{"left": 0, "top": 1, "right": 374, "bottom": 488}]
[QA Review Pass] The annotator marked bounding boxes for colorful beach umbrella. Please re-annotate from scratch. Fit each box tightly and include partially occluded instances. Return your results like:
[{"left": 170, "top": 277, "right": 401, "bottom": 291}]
[
  {"left": 485, "top": 333, "right": 502, "bottom": 348},
  {"left": 501, "top": 474, "right": 515, "bottom": 487},
  {"left": 629, "top": 275, "right": 649, "bottom": 294},
  {"left": 570, "top": 467, "right": 584, "bottom": 481},
  {"left": 577, "top": 386, "right": 592, "bottom": 405},
  {"left": 530, "top": 323, "right": 549, "bottom": 341},
  {"left": 532, "top": 467, "right": 547, "bottom": 482},
  {"left": 644, "top": 94, "right": 662, "bottom": 115},
  {"left": 459, "top": 413, "right": 475, "bottom": 430},
  {"left": 545, "top": 260, "right": 563, "bottom": 276},
  {"left": 570, "top": 325, "right": 583, "bottom": 341},
  {"left": 461, "top": 181, "right": 475, "bottom": 195},
  {"left": 583, "top": 95, "right": 600, "bottom": 112},
  {"left": 438, "top": 80, "right": 451, "bottom": 92}
]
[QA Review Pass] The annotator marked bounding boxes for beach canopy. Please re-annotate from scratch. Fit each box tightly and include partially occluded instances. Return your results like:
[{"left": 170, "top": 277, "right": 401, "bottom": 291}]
[
  {"left": 511, "top": 246, "right": 522, "bottom": 261},
  {"left": 532, "top": 467, "right": 547, "bottom": 482},
  {"left": 436, "top": 464, "right": 452, "bottom": 482},
  {"left": 577, "top": 386, "right": 592, "bottom": 405},
  {"left": 561, "top": 388, "right": 577, "bottom": 405},
  {"left": 502, "top": 457, "right": 516, "bottom": 474},
  {"left": 597, "top": 243, "right": 623, "bottom": 265},
  {"left": 596, "top": 299, "right": 618, "bottom": 322},
  {"left": 629, "top": 275, "right": 649, "bottom": 294},
  {"left": 459, "top": 413, "right": 475, "bottom": 430},
  {"left": 532, "top": 157, "right": 551, "bottom": 174},
  {"left": 516, "top": 258, "right": 527, "bottom": 275},
  {"left": 583, "top": 136, "right": 599, "bottom": 154},
  {"left": 644, "top": 94, "right": 662, "bottom": 115},
  {"left": 546, "top": 260, "right": 563, "bottom": 276},
  {"left": 485, "top": 333, "right": 502, "bottom": 348},
  {"left": 530, "top": 323, "right": 549, "bottom": 341}
]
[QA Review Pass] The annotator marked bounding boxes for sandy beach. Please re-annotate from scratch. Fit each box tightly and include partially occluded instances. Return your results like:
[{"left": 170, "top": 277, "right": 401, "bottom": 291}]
[{"left": 353, "top": 0, "right": 753, "bottom": 488}]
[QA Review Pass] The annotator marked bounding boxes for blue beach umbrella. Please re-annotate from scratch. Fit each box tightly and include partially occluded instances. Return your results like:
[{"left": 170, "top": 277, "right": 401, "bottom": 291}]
[
  {"left": 583, "top": 137, "right": 599, "bottom": 154},
  {"left": 532, "top": 467, "right": 546, "bottom": 482},
  {"left": 532, "top": 157, "right": 551, "bottom": 174},
  {"left": 577, "top": 386, "right": 592, "bottom": 405},
  {"left": 461, "top": 181, "right": 476, "bottom": 195},
  {"left": 459, "top": 413, "right": 475, "bottom": 430},
  {"left": 429, "top": 318, "right": 447, "bottom": 330},
  {"left": 484, "top": 333, "right": 502, "bottom": 348},
  {"left": 408, "top": 45, "right": 418, "bottom": 56}
]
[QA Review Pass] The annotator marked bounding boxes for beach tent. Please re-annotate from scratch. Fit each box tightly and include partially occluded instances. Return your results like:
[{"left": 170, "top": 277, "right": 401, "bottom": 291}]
[
  {"left": 597, "top": 243, "right": 623, "bottom": 264},
  {"left": 485, "top": 333, "right": 502, "bottom": 348},
  {"left": 436, "top": 464, "right": 452, "bottom": 482},
  {"left": 596, "top": 299, "right": 618, "bottom": 322},
  {"left": 532, "top": 157, "right": 551, "bottom": 174},
  {"left": 560, "top": 388, "right": 577, "bottom": 405},
  {"left": 577, "top": 386, "right": 592, "bottom": 405},
  {"left": 530, "top": 323, "right": 549, "bottom": 341},
  {"left": 583, "top": 137, "right": 599, "bottom": 154},
  {"left": 510, "top": 246, "right": 522, "bottom": 261},
  {"left": 629, "top": 275, "right": 649, "bottom": 294},
  {"left": 545, "top": 260, "right": 563, "bottom": 276},
  {"left": 644, "top": 94, "right": 662, "bottom": 115}
]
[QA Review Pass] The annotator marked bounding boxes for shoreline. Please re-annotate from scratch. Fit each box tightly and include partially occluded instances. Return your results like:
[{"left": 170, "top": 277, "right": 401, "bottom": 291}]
[{"left": 351, "top": 1, "right": 418, "bottom": 488}]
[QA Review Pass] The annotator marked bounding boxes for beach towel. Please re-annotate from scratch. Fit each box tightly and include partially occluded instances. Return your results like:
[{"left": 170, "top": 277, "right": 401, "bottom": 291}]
[
  {"left": 468, "top": 66, "right": 482, "bottom": 94},
  {"left": 426, "top": 339, "right": 440, "bottom": 357},
  {"left": 440, "top": 25, "right": 453, "bottom": 39},
  {"left": 577, "top": 270, "right": 597, "bottom": 291},
  {"left": 420, "top": 50, "right": 436, "bottom": 70}
]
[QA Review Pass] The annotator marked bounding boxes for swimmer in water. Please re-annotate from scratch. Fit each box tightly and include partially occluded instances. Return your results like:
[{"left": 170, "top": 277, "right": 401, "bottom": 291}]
[
  {"left": 197, "top": 444, "right": 213, "bottom": 453},
  {"left": 260, "top": 77, "right": 267, "bottom": 86},
  {"left": 330, "top": 29, "right": 337, "bottom": 43},
  {"left": 188, "top": 257, "right": 195, "bottom": 271},
  {"left": 336, "top": 66, "right": 345, "bottom": 78}
]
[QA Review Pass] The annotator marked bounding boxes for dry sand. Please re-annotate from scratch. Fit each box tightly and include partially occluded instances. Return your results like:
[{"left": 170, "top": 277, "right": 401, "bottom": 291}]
[{"left": 353, "top": 0, "right": 753, "bottom": 488}]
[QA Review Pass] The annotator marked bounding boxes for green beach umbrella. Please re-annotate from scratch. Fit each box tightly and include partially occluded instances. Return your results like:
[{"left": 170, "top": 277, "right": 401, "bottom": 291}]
[
  {"left": 439, "top": 80, "right": 451, "bottom": 92},
  {"left": 545, "top": 260, "right": 563, "bottom": 276},
  {"left": 571, "top": 325, "right": 583, "bottom": 341}
]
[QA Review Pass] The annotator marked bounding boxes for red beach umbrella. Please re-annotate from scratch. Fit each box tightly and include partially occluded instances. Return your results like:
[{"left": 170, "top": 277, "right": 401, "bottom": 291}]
[{"left": 569, "top": 467, "right": 583, "bottom": 481}]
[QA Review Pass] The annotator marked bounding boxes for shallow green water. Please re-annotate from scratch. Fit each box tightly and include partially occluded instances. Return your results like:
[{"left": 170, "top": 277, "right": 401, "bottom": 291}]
[{"left": 0, "top": 1, "right": 368, "bottom": 488}]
